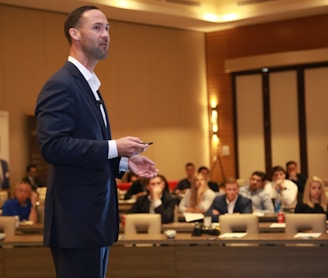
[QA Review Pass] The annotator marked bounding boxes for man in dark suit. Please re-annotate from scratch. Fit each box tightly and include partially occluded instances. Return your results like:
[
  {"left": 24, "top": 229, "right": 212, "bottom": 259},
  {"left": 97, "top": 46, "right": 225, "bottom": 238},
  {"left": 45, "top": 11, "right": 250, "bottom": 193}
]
[
  {"left": 0, "top": 159, "right": 10, "bottom": 189},
  {"left": 285, "top": 160, "right": 307, "bottom": 202},
  {"left": 22, "top": 164, "right": 43, "bottom": 192},
  {"left": 205, "top": 178, "right": 252, "bottom": 222},
  {"left": 127, "top": 174, "right": 178, "bottom": 223},
  {"left": 35, "top": 6, "right": 158, "bottom": 278}
]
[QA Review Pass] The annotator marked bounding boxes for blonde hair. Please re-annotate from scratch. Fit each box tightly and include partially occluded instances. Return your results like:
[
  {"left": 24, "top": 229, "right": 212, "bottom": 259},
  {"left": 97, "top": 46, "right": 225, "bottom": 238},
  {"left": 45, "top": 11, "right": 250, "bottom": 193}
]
[
  {"left": 190, "top": 173, "right": 209, "bottom": 208},
  {"left": 303, "top": 176, "right": 327, "bottom": 211},
  {"left": 10, "top": 181, "right": 32, "bottom": 199}
]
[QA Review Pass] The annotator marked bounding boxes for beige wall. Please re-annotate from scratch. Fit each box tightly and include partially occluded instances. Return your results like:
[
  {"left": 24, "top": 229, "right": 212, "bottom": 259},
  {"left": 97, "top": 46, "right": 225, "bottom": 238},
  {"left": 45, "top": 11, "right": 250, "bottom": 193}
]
[{"left": 0, "top": 5, "right": 209, "bottom": 185}]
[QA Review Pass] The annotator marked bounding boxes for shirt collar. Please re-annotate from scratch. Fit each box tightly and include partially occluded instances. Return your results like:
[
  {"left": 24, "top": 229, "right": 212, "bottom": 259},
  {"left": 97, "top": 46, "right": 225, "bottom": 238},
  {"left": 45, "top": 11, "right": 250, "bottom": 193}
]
[
  {"left": 226, "top": 196, "right": 238, "bottom": 205},
  {"left": 68, "top": 56, "right": 101, "bottom": 93}
]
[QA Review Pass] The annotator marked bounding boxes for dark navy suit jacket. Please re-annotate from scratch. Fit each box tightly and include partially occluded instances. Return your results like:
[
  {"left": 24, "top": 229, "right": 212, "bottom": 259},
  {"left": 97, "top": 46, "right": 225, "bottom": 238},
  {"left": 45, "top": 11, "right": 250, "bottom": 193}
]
[
  {"left": 205, "top": 194, "right": 252, "bottom": 222},
  {"left": 35, "top": 62, "right": 122, "bottom": 248}
]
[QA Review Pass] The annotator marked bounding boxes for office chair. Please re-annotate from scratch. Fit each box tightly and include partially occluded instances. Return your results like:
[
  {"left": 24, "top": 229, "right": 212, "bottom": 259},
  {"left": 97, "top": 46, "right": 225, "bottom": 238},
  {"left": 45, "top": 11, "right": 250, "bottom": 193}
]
[
  {"left": 124, "top": 214, "right": 161, "bottom": 235},
  {"left": 220, "top": 214, "right": 259, "bottom": 234},
  {"left": 0, "top": 216, "right": 17, "bottom": 237},
  {"left": 285, "top": 213, "right": 326, "bottom": 235}
]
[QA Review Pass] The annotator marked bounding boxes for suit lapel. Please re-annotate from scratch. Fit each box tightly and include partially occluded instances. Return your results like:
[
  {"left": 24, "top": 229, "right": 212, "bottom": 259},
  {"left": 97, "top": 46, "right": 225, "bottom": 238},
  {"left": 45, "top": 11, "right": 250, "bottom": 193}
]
[
  {"left": 97, "top": 90, "right": 112, "bottom": 139},
  {"left": 66, "top": 62, "right": 110, "bottom": 140}
]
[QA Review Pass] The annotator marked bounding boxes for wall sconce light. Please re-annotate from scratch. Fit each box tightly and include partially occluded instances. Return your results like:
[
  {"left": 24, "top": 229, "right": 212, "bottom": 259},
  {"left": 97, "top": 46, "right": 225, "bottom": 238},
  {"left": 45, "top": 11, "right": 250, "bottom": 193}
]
[
  {"left": 210, "top": 105, "right": 219, "bottom": 144},
  {"left": 211, "top": 105, "right": 219, "bottom": 135}
]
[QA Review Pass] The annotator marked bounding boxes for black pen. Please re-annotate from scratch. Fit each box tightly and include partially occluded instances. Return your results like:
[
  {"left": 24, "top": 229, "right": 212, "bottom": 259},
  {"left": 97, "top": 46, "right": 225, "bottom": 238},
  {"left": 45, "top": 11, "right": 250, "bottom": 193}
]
[{"left": 142, "top": 142, "right": 153, "bottom": 145}]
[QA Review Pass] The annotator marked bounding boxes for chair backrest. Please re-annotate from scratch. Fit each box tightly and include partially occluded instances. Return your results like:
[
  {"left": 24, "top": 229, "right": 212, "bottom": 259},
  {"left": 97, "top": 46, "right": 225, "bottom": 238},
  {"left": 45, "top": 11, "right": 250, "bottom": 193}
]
[
  {"left": 220, "top": 214, "right": 259, "bottom": 234},
  {"left": 285, "top": 213, "right": 326, "bottom": 234},
  {"left": 0, "top": 190, "right": 9, "bottom": 208},
  {"left": 0, "top": 216, "right": 17, "bottom": 237},
  {"left": 37, "top": 205, "right": 45, "bottom": 224},
  {"left": 125, "top": 214, "right": 161, "bottom": 235}
]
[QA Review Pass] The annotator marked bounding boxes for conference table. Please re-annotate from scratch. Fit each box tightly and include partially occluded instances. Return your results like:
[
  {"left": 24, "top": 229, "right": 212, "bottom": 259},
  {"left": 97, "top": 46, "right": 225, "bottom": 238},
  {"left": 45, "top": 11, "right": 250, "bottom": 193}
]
[{"left": 1, "top": 231, "right": 328, "bottom": 278}]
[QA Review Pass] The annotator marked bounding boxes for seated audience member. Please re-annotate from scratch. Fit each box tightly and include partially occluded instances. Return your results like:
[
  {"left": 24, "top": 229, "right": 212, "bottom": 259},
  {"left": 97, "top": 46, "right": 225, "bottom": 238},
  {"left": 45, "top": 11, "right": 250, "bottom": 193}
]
[
  {"left": 127, "top": 174, "right": 177, "bottom": 223},
  {"left": 22, "top": 164, "right": 43, "bottom": 192},
  {"left": 285, "top": 160, "right": 307, "bottom": 202},
  {"left": 264, "top": 165, "right": 298, "bottom": 212},
  {"left": 173, "top": 162, "right": 196, "bottom": 198},
  {"left": 197, "top": 166, "right": 219, "bottom": 192},
  {"left": 124, "top": 177, "right": 148, "bottom": 200},
  {"left": 2, "top": 181, "right": 38, "bottom": 223},
  {"left": 294, "top": 176, "right": 328, "bottom": 219},
  {"left": 205, "top": 178, "right": 252, "bottom": 222},
  {"left": 239, "top": 171, "right": 274, "bottom": 213},
  {"left": 124, "top": 171, "right": 139, "bottom": 183},
  {"left": 124, "top": 174, "right": 170, "bottom": 201},
  {"left": 0, "top": 158, "right": 10, "bottom": 189},
  {"left": 179, "top": 173, "right": 216, "bottom": 213}
]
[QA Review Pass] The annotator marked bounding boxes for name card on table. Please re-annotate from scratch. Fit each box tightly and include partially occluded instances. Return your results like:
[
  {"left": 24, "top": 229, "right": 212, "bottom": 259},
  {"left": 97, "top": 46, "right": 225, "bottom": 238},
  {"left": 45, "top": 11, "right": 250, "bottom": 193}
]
[
  {"left": 219, "top": 233, "right": 247, "bottom": 238},
  {"left": 294, "top": 233, "right": 321, "bottom": 238},
  {"left": 183, "top": 212, "right": 204, "bottom": 222}
]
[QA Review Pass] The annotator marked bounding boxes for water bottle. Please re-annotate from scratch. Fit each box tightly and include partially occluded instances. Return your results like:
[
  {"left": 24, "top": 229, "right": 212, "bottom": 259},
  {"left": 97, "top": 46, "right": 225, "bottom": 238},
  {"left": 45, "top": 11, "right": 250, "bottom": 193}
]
[{"left": 274, "top": 190, "right": 281, "bottom": 213}]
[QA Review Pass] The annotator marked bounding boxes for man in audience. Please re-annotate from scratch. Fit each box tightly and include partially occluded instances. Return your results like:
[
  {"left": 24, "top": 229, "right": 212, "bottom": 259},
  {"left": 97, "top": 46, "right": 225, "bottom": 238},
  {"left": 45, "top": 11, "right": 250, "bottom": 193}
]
[
  {"left": 0, "top": 158, "right": 10, "bottom": 189},
  {"left": 264, "top": 165, "right": 298, "bottom": 212},
  {"left": 2, "top": 181, "right": 38, "bottom": 223},
  {"left": 239, "top": 171, "right": 274, "bottom": 213},
  {"left": 173, "top": 162, "right": 196, "bottom": 198},
  {"left": 285, "top": 160, "right": 307, "bottom": 202},
  {"left": 127, "top": 174, "right": 177, "bottom": 223},
  {"left": 197, "top": 166, "right": 219, "bottom": 192},
  {"left": 205, "top": 178, "right": 252, "bottom": 222},
  {"left": 22, "top": 164, "right": 43, "bottom": 192}
]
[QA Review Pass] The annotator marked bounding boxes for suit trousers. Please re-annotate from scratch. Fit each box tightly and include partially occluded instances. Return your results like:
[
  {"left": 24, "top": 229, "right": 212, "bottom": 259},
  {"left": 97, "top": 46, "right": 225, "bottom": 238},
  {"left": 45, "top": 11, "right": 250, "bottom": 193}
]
[{"left": 50, "top": 246, "right": 110, "bottom": 278}]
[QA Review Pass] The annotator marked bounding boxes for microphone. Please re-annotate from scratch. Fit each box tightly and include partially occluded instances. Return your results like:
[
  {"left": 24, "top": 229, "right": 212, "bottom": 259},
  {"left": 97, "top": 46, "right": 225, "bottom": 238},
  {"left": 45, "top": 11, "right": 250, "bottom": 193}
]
[{"left": 96, "top": 100, "right": 102, "bottom": 105}]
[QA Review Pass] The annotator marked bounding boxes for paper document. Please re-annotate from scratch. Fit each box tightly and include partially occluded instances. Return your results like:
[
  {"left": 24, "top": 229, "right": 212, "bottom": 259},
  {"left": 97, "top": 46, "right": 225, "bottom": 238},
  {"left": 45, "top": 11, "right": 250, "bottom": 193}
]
[
  {"left": 270, "top": 223, "right": 286, "bottom": 228},
  {"left": 219, "top": 233, "right": 247, "bottom": 238},
  {"left": 294, "top": 233, "right": 321, "bottom": 238},
  {"left": 183, "top": 212, "right": 204, "bottom": 222}
]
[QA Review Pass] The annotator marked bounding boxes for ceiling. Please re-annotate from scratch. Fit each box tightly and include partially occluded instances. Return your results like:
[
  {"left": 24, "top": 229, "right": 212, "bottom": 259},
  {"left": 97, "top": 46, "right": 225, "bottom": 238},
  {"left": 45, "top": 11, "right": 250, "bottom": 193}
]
[{"left": 1, "top": 0, "right": 328, "bottom": 32}]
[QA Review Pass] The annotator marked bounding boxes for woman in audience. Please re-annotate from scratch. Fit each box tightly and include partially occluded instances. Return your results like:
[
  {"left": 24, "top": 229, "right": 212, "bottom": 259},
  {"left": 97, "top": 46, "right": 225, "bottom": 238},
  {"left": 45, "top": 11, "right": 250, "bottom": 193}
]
[
  {"left": 178, "top": 173, "right": 216, "bottom": 213},
  {"left": 2, "top": 181, "right": 38, "bottom": 223},
  {"left": 294, "top": 176, "right": 328, "bottom": 218}
]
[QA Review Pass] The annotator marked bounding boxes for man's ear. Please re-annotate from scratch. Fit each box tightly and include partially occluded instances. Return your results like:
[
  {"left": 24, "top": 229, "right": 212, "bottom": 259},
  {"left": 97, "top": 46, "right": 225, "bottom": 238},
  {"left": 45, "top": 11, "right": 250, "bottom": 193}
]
[{"left": 69, "top": 28, "right": 81, "bottom": 41}]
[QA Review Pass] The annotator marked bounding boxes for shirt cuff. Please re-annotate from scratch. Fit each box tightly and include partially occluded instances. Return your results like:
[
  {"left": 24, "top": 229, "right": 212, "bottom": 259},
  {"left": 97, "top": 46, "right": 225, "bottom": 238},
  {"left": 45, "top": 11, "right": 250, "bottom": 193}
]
[
  {"left": 108, "top": 140, "right": 118, "bottom": 159},
  {"left": 119, "top": 157, "right": 129, "bottom": 172}
]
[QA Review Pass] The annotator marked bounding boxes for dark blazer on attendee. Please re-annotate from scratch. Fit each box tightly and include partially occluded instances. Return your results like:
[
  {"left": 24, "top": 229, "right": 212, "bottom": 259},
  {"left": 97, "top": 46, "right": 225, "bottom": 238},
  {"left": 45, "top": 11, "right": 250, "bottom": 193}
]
[
  {"left": 35, "top": 62, "right": 123, "bottom": 248},
  {"left": 0, "top": 159, "right": 10, "bottom": 189},
  {"left": 128, "top": 191, "right": 178, "bottom": 223},
  {"left": 205, "top": 194, "right": 252, "bottom": 222}
]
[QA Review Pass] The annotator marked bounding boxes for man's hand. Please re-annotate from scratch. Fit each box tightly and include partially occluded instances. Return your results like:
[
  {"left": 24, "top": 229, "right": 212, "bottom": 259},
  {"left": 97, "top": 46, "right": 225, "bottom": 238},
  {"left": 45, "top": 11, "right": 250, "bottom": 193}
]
[
  {"left": 212, "top": 209, "right": 220, "bottom": 215},
  {"left": 116, "top": 136, "right": 149, "bottom": 157},
  {"left": 30, "top": 191, "right": 39, "bottom": 206},
  {"left": 128, "top": 155, "right": 158, "bottom": 178}
]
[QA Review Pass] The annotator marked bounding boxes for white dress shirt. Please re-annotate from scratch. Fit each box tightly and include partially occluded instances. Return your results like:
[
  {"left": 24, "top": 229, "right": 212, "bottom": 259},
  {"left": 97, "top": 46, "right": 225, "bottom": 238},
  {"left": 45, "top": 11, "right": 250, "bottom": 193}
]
[{"left": 67, "top": 56, "right": 128, "bottom": 171}]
